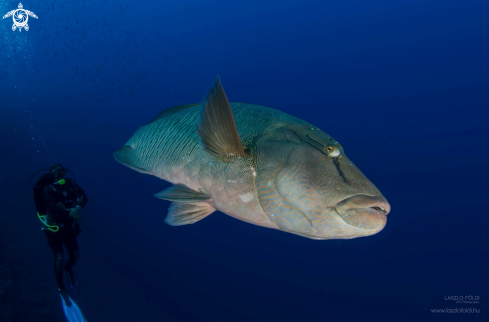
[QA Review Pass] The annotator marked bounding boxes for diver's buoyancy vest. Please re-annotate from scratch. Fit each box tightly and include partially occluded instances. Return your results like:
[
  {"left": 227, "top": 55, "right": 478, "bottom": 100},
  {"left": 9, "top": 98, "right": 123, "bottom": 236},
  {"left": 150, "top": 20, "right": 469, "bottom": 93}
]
[{"left": 33, "top": 173, "right": 54, "bottom": 215}]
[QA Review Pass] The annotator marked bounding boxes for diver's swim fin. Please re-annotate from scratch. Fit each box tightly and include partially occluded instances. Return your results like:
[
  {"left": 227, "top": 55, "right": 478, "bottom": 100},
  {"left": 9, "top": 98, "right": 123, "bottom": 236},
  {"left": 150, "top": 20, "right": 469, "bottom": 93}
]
[
  {"left": 60, "top": 294, "right": 87, "bottom": 322},
  {"left": 65, "top": 269, "right": 80, "bottom": 300}
]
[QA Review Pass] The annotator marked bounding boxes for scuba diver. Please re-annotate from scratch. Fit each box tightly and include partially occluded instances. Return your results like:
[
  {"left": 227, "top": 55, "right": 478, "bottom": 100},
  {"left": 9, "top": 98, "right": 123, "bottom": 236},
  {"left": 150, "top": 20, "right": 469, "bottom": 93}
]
[{"left": 32, "top": 164, "right": 88, "bottom": 308}]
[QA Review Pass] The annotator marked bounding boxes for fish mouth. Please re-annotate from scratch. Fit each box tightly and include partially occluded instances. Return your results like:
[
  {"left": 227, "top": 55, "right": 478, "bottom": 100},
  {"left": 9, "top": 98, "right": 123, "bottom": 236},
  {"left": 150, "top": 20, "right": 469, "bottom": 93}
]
[{"left": 334, "top": 194, "right": 390, "bottom": 229}]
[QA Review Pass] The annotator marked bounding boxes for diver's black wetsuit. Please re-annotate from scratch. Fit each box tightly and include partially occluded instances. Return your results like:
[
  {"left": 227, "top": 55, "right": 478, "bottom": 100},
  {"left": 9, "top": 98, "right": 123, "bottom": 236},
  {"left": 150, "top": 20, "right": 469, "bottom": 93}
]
[{"left": 43, "top": 177, "right": 88, "bottom": 291}]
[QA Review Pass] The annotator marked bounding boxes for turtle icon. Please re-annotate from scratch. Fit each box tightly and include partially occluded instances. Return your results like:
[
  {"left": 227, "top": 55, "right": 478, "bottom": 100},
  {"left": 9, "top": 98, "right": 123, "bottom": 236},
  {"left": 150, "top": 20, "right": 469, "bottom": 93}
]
[{"left": 2, "top": 3, "right": 38, "bottom": 32}]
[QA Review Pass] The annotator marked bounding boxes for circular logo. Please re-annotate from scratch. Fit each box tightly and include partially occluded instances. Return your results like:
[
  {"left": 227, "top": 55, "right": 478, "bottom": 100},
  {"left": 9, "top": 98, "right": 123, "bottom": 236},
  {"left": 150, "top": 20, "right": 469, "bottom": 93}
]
[{"left": 13, "top": 9, "right": 28, "bottom": 27}]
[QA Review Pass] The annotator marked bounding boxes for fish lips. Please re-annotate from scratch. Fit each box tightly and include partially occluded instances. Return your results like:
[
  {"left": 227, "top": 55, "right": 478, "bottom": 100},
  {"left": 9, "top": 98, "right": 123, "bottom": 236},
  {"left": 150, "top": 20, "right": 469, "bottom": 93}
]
[{"left": 334, "top": 194, "right": 390, "bottom": 230}]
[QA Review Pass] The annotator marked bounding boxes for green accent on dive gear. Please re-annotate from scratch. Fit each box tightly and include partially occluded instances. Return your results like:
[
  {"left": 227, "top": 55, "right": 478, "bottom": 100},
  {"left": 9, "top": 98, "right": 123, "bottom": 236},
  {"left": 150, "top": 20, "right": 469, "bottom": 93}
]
[{"left": 37, "top": 212, "right": 59, "bottom": 232}]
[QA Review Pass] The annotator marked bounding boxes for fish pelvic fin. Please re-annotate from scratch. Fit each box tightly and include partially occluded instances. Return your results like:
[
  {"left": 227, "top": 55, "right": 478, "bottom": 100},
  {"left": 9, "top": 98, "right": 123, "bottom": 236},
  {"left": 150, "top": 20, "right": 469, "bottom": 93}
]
[
  {"left": 165, "top": 202, "right": 216, "bottom": 226},
  {"left": 113, "top": 145, "right": 153, "bottom": 175},
  {"left": 155, "top": 184, "right": 215, "bottom": 226},
  {"left": 196, "top": 76, "right": 249, "bottom": 162}
]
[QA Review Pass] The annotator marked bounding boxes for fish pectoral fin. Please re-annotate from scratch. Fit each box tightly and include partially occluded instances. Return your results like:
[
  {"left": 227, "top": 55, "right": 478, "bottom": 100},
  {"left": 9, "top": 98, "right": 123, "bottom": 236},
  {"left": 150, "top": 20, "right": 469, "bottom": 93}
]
[
  {"left": 196, "top": 76, "right": 249, "bottom": 162},
  {"left": 113, "top": 145, "right": 154, "bottom": 175},
  {"left": 154, "top": 184, "right": 210, "bottom": 202},
  {"left": 165, "top": 202, "right": 215, "bottom": 226}
]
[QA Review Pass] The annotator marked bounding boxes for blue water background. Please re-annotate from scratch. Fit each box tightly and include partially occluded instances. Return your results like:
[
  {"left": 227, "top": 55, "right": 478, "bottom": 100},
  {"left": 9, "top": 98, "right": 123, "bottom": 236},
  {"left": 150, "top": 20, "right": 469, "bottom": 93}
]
[{"left": 0, "top": 0, "right": 488, "bottom": 321}]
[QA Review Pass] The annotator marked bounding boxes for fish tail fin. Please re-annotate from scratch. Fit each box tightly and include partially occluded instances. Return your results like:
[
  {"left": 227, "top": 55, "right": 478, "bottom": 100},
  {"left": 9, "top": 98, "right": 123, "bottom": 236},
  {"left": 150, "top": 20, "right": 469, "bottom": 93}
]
[{"left": 113, "top": 145, "right": 153, "bottom": 175}]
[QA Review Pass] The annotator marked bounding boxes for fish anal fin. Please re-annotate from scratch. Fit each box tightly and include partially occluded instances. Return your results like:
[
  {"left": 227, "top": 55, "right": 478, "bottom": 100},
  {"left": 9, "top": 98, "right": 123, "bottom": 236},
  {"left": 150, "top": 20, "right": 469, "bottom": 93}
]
[
  {"left": 196, "top": 76, "right": 248, "bottom": 162},
  {"left": 113, "top": 145, "right": 153, "bottom": 175},
  {"left": 165, "top": 202, "right": 215, "bottom": 226},
  {"left": 154, "top": 184, "right": 210, "bottom": 202}
]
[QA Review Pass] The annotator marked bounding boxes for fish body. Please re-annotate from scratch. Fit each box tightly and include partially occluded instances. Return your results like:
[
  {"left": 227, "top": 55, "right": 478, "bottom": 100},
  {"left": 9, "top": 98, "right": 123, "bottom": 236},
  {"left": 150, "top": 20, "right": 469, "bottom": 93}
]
[{"left": 114, "top": 78, "right": 390, "bottom": 239}]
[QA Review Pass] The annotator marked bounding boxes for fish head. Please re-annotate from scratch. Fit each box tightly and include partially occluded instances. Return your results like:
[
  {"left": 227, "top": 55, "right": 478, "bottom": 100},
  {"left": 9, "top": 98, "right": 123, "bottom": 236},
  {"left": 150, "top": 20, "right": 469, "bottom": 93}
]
[{"left": 256, "top": 125, "right": 390, "bottom": 239}]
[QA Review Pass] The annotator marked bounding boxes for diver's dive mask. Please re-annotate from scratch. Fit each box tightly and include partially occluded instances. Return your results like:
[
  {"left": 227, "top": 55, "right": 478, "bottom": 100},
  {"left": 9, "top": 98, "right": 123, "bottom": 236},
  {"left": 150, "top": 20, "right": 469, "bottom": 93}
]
[{"left": 51, "top": 164, "right": 67, "bottom": 184}]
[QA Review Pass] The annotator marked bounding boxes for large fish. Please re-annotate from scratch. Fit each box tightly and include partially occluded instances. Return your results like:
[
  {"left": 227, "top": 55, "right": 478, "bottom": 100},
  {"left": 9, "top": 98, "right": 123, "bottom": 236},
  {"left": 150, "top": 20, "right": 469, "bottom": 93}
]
[{"left": 114, "top": 77, "right": 390, "bottom": 239}]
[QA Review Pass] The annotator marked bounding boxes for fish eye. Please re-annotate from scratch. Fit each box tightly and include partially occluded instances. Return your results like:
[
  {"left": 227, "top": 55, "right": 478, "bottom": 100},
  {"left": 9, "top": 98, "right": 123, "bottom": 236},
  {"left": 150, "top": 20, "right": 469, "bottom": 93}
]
[{"left": 326, "top": 145, "right": 341, "bottom": 157}]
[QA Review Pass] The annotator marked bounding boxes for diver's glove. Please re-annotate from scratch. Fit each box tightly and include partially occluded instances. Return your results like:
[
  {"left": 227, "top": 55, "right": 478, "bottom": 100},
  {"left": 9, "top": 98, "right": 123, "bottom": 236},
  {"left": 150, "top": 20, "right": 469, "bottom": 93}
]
[{"left": 69, "top": 208, "right": 82, "bottom": 221}]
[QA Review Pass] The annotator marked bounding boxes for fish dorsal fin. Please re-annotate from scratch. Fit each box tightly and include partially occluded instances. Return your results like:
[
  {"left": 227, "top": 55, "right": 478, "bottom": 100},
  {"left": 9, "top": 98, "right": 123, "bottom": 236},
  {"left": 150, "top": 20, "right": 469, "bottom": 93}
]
[
  {"left": 196, "top": 77, "right": 248, "bottom": 162},
  {"left": 154, "top": 184, "right": 215, "bottom": 226},
  {"left": 147, "top": 103, "right": 199, "bottom": 124}
]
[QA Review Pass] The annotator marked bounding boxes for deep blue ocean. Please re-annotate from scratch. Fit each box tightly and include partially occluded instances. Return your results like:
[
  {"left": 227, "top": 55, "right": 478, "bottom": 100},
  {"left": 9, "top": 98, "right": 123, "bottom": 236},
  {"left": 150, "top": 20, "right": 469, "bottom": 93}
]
[{"left": 1, "top": 0, "right": 488, "bottom": 321}]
